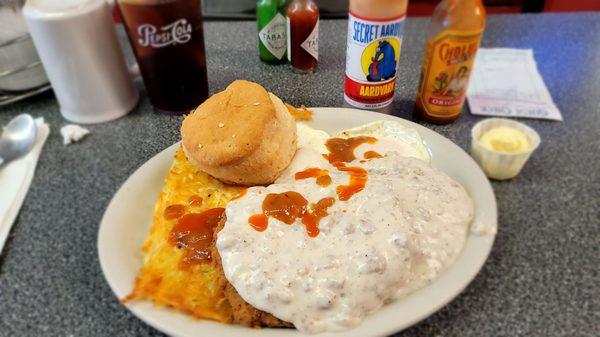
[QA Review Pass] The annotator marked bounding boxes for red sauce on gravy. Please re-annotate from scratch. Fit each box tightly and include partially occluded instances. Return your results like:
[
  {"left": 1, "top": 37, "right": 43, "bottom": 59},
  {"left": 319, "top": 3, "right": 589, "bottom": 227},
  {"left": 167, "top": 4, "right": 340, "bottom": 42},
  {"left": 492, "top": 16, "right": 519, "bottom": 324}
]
[
  {"left": 246, "top": 137, "right": 380, "bottom": 236},
  {"left": 333, "top": 163, "right": 368, "bottom": 201},
  {"left": 364, "top": 150, "right": 383, "bottom": 159},
  {"left": 248, "top": 214, "right": 268, "bottom": 232},
  {"left": 249, "top": 192, "right": 335, "bottom": 237},
  {"left": 325, "top": 137, "right": 375, "bottom": 201},
  {"left": 169, "top": 207, "right": 225, "bottom": 268},
  {"left": 263, "top": 191, "right": 308, "bottom": 224},
  {"left": 295, "top": 168, "right": 332, "bottom": 187},
  {"left": 324, "top": 136, "right": 377, "bottom": 163},
  {"left": 301, "top": 197, "right": 335, "bottom": 237}
]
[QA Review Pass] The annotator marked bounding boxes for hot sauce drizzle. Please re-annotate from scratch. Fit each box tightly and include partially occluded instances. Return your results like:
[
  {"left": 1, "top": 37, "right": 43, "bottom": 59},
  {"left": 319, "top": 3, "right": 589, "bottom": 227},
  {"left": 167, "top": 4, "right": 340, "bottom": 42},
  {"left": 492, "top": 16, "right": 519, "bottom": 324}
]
[
  {"left": 301, "top": 197, "right": 335, "bottom": 237},
  {"left": 246, "top": 137, "right": 380, "bottom": 236},
  {"left": 188, "top": 195, "right": 203, "bottom": 206},
  {"left": 333, "top": 163, "right": 368, "bottom": 201},
  {"left": 324, "top": 136, "right": 377, "bottom": 163},
  {"left": 364, "top": 150, "right": 383, "bottom": 159},
  {"left": 164, "top": 204, "right": 187, "bottom": 219},
  {"left": 230, "top": 188, "right": 248, "bottom": 201},
  {"left": 262, "top": 191, "right": 308, "bottom": 224},
  {"left": 324, "top": 137, "right": 375, "bottom": 201},
  {"left": 248, "top": 214, "right": 268, "bottom": 232},
  {"left": 168, "top": 207, "right": 225, "bottom": 268},
  {"left": 295, "top": 168, "right": 332, "bottom": 187},
  {"left": 316, "top": 175, "right": 333, "bottom": 187},
  {"left": 248, "top": 192, "right": 335, "bottom": 237}
]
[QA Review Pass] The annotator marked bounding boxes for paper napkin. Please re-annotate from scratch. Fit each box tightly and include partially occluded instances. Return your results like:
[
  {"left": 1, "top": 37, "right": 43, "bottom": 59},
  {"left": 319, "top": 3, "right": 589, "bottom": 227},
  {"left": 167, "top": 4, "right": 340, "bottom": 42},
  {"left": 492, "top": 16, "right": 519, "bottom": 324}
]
[
  {"left": 0, "top": 118, "right": 49, "bottom": 254},
  {"left": 467, "top": 48, "right": 563, "bottom": 121}
]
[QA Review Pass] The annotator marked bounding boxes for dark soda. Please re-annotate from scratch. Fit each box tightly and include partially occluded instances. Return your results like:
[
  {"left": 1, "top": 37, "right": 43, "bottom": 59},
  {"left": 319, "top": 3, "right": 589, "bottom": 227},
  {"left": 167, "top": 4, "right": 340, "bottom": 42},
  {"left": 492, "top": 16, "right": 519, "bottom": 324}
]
[{"left": 118, "top": 0, "right": 208, "bottom": 113}]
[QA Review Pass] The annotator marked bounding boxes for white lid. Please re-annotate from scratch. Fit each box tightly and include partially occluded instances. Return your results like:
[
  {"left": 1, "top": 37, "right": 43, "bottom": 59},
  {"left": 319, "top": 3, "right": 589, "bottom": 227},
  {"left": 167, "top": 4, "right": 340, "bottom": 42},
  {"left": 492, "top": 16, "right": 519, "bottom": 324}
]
[{"left": 23, "top": 0, "right": 103, "bottom": 19}]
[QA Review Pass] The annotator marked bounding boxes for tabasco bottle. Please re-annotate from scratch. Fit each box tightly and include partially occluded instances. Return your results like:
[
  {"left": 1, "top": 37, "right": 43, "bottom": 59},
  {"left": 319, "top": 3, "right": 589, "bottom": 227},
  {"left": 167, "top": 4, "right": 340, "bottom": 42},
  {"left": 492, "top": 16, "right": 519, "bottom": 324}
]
[
  {"left": 344, "top": 0, "right": 408, "bottom": 112},
  {"left": 286, "top": 0, "right": 319, "bottom": 73},
  {"left": 415, "top": 0, "right": 486, "bottom": 124},
  {"left": 257, "top": 0, "right": 288, "bottom": 64}
]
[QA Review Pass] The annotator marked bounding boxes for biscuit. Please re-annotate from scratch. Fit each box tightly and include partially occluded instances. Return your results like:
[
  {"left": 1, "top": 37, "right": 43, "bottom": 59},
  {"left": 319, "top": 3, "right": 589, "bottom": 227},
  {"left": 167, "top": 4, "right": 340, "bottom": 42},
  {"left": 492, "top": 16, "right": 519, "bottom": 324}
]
[{"left": 181, "top": 80, "right": 297, "bottom": 185}]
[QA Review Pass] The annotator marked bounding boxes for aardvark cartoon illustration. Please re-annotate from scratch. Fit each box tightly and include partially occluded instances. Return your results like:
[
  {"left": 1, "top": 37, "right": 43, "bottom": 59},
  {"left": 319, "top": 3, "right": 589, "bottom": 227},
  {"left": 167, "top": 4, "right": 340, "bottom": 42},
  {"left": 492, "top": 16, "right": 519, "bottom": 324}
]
[{"left": 367, "top": 40, "right": 397, "bottom": 82}]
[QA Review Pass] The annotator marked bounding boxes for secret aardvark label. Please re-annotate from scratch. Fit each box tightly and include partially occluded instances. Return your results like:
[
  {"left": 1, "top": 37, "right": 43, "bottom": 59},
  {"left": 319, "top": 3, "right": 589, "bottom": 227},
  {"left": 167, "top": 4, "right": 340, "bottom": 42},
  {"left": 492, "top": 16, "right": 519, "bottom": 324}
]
[{"left": 344, "top": 12, "right": 405, "bottom": 109}]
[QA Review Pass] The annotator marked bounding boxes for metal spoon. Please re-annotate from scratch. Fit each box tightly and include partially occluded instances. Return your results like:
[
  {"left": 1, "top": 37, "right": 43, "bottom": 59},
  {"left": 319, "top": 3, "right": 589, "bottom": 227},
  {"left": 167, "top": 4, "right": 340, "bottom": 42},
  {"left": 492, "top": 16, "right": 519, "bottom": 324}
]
[{"left": 0, "top": 114, "right": 37, "bottom": 169}]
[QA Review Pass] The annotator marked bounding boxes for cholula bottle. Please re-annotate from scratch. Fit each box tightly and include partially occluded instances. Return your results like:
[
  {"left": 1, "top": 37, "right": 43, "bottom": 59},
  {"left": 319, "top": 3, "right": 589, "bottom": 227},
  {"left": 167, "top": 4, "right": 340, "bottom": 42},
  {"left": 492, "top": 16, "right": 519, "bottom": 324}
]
[
  {"left": 415, "top": 0, "right": 486, "bottom": 124},
  {"left": 257, "top": 0, "right": 288, "bottom": 64}
]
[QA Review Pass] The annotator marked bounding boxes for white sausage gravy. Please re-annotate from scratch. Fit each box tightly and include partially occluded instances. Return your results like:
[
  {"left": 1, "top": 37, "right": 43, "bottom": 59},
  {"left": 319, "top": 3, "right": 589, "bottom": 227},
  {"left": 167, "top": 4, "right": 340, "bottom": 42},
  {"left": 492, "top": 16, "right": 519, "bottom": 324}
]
[{"left": 217, "top": 123, "right": 474, "bottom": 333}]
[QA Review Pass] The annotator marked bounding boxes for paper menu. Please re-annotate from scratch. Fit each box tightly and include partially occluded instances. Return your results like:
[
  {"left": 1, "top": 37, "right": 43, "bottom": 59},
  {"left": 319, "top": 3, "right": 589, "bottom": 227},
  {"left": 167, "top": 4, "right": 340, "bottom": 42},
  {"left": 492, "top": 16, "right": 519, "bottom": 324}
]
[{"left": 467, "top": 48, "right": 563, "bottom": 121}]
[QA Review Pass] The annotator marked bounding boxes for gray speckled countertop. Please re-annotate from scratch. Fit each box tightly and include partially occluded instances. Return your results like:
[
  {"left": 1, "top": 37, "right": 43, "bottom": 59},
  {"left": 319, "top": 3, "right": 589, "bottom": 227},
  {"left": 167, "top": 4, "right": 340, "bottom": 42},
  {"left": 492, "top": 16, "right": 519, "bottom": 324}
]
[{"left": 0, "top": 13, "right": 599, "bottom": 337}]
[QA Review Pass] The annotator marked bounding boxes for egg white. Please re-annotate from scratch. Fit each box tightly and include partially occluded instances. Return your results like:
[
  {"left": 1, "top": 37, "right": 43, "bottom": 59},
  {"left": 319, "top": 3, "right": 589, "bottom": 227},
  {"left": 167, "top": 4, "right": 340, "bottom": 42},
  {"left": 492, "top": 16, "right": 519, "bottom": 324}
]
[
  {"left": 334, "top": 120, "right": 431, "bottom": 163},
  {"left": 279, "top": 121, "right": 431, "bottom": 183}
]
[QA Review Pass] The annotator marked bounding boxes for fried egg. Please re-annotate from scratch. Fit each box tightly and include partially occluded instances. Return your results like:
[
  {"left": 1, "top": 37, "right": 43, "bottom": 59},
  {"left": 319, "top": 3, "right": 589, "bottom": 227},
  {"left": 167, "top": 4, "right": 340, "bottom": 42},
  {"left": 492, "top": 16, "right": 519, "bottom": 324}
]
[
  {"left": 278, "top": 120, "right": 431, "bottom": 183},
  {"left": 335, "top": 120, "right": 431, "bottom": 163}
]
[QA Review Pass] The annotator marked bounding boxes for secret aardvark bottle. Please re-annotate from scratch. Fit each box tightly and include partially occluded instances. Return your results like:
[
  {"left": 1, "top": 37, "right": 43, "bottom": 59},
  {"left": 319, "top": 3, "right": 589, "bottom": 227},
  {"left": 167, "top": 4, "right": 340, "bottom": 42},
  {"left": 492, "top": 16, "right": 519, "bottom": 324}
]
[
  {"left": 257, "top": 0, "right": 288, "bottom": 64},
  {"left": 344, "top": 0, "right": 408, "bottom": 111}
]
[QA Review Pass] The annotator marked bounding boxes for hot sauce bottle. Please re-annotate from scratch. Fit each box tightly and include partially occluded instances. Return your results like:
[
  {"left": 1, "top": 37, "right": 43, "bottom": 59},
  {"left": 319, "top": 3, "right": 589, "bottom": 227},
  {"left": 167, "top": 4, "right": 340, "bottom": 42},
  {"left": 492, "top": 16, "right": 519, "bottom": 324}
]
[
  {"left": 344, "top": 0, "right": 408, "bottom": 112},
  {"left": 257, "top": 0, "right": 288, "bottom": 64},
  {"left": 415, "top": 0, "right": 486, "bottom": 124},
  {"left": 286, "top": 0, "right": 319, "bottom": 73}
]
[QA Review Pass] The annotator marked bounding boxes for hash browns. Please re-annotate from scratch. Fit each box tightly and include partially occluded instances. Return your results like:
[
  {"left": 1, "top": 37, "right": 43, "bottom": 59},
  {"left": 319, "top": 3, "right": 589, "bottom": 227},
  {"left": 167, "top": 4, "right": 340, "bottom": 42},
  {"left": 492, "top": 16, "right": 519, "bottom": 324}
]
[{"left": 125, "top": 148, "right": 292, "bottom": 327}]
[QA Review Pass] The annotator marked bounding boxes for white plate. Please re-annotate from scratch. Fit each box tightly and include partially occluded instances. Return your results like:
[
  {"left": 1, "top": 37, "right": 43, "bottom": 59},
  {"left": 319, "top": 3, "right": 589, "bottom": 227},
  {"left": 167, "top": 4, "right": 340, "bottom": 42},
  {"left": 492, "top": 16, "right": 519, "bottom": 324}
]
[{"left": 98, "top": 108, "right": 497, "bottom": 337}]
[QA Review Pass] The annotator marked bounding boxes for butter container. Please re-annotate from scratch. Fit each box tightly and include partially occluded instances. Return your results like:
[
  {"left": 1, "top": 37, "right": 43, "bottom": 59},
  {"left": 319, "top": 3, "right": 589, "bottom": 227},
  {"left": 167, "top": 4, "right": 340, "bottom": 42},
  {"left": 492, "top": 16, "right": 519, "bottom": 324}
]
[{"left": 471, "top": 118, "right": 540, "bottom": 180}]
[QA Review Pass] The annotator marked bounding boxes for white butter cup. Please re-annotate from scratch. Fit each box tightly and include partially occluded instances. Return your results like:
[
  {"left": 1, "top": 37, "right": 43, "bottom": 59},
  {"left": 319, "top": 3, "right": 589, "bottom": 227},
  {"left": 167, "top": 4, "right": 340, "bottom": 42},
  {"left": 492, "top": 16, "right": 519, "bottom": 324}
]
[{"left": 471, "top": 118, "right": 541, "bottom": 180}]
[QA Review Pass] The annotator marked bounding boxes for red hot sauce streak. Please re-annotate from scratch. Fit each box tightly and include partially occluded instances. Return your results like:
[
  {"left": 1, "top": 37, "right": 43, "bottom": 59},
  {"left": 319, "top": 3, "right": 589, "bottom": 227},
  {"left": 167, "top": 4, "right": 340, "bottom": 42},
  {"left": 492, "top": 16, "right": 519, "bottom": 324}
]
[
  {"left": 168, "top": 207, "right": 225, "bottom": 268},
  {"left": 301, "top": 197, "right": 335, "bottom": 237},
  {"left": 248, "top": 192, "right": 335, "bottom": 238},
  {"left": 325, "top": 137, "right": 376, "bottom": 201},
  {"left": 247, "top": 137, "right": 381, "bottom": 236},
  {"left": 364, "top": 150, "right": 383, "bottom": 159},
  {"left": 248, "top": 214, "right": 268, "bottom": 232},
  {"left": 324, "top": 136, "right": 377, "bottom": 163},
  {"left": 332, "top": 163, "right": 368, "bottom": 201},
  {"left": 262, "top": 191, "right": 308, "bottom": 224},
  {"left": 230, "top": 188, "right": 248, "bottom": 201},
  {"left": 295, "top": 168, "right": 332, "bottom": 187}
]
